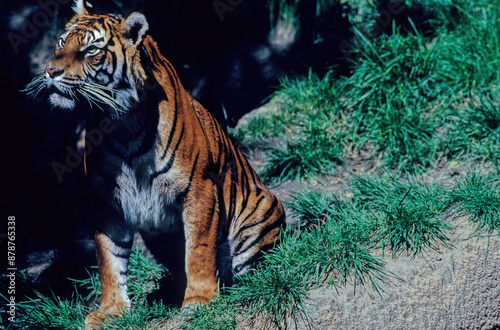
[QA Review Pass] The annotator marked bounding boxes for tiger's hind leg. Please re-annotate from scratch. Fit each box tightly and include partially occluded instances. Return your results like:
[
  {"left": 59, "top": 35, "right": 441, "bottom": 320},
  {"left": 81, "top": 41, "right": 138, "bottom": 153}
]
[
  {"left": 85, "top": 228, "right": 133, "bottom": 329},
  {"left": 230, "top": 193, "right": 285, "bottom": 278}
]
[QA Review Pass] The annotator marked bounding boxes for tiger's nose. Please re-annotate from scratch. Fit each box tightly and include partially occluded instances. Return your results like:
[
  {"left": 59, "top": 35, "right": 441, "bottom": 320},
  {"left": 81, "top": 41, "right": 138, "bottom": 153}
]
[{"left": 46, "top": 66, "right": 64, "bottom": 78}]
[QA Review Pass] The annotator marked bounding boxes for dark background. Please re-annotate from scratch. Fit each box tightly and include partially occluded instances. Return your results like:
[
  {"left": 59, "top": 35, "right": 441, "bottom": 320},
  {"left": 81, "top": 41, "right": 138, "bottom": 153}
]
[{"left": 0, "top": 0, "right": 353, "bottom": 305}]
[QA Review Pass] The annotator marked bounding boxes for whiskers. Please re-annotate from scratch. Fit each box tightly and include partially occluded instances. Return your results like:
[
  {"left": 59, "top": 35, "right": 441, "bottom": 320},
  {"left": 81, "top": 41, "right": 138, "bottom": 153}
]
[
  {"left": 23, "top": 73, "right": 127, "bottom": 116},
  {"left": 22, "top": 72, "right": 47, "bottom": 99},
  {"left": 78, "top": 82, "right": 125, "bottom": 115}
]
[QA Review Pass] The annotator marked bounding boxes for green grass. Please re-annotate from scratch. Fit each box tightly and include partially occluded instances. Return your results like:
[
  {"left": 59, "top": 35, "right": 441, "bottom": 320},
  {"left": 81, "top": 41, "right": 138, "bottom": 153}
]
[
  {"left": 274, "top": 71, "right": 340, "bottom": 117},
  {"left": 15, "top": 290, "right": 88, "bottom": 329},
  {"left": 450, "top": 170, "right": 500, "bottom": 240},
  {"left": 442, "top": 93, "right": 500, "bottom": 168},
  {"left": 338, "top": 23, "right": 444, "bottom": 170},
  {"left": 230, "top": 263, "right": 310, "bottom": 329},
  {"left": 180, "top": 297, "right": 238, "bottom": 330},
  {"left": 263, "top": 111, "right": 345, "bottom": 182},
  {"left": 434, "top": 0, "right": 500, "bottom": 96},
  {"left": 351, "top": 174, "right": 452, "bottom": 257},
  {"left": 15, "top": 248, "right": 172, "bottom": 330},
  {"left": 286, "top": 192, "right": 389, "bottom": 292}
]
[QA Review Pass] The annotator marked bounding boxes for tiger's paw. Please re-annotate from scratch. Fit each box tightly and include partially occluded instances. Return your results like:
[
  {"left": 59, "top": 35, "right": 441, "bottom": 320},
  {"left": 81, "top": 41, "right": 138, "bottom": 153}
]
[
  {"left": 84, "top": 309, "right": 124, "bottom": 329},
  {"left": 181, "top": 296, "right": 211, "bottom": 307},
  {"left": 84, "top": 310, "right": 107, "bottom": 330}
]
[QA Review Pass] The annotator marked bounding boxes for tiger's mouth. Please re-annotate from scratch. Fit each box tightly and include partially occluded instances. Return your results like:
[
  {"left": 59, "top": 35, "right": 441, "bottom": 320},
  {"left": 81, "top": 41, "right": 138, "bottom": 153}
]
[
  {"left": 47, "top": 83, "right": 78, "bottom": 110},
  {"left": 49, "top": 92, "right": 76, "bottom": 110}
]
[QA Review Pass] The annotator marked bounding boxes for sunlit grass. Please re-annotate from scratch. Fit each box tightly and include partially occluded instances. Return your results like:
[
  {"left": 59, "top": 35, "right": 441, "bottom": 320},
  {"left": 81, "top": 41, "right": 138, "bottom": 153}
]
[
  {"left": 351, "top": 174, "right": 452, "bottom": 257},
  {"left": 230, "top": 263, "right": 310, "bottom": 330},
  {"left": 450, "top": 170, "right": 500, "bottom": 255},
  {"left": 178, "top": 297, "right": 238, "bottom": 330},
  {"left": 263, "top": 111, "right": 344, "bottom": 182},
  {"left": 287, "top": 191, "right": 389, "bottom": 294}
]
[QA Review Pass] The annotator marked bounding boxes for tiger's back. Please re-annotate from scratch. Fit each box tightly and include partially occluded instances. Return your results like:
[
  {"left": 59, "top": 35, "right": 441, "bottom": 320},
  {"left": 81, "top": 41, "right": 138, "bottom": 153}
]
[{"left": 25, "top": 1, "right": 285, "bottom": 328}]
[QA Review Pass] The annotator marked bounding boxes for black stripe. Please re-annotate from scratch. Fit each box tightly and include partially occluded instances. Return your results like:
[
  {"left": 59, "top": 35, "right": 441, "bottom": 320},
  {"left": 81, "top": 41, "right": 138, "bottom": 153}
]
[
  {"left": 239, "top": 195, "right": 249, "bottom": 219},
  {"left": 227, "top": 179, "right": 237, "bottom": 221},
  {"left": 100, "top": 232, "right": 133, "bottom": 250},
  {"left": 232, "top": 148, "right": 250, "bottom": 198},
  {"left": 62, "top": 77, "right": 82, "bottom": 82},
  {"left": 120, "top": 47, "right": 128, "bottom": 83},
  {"left": 160, "top": 106, "right": 178, "bottom": 160},
  {"left": 177, "top": 152, "right": 201, "bottom": 200},
  {"left": 231, "top": 195, "right": 265, "bottom": 238},
  {"left": 233, "top": 216, "right": 283, "bottom": 258},
  {"left": 112, "top": 251, "right": 130, "bottom": 259},
  {"left": 186, "top": 152, "right": 200, "bottom": 183},
  {"left": 214, "top": 134, "right": 224, "bottom": 170},
  {"left": 150, "top": 126, "right": 185, "bottom": 183},
  {"left": 233, "top": 241, "right": 276, "bottom": 274},
  {"left": 234, "top": 197, "right": 278, "bottom": 239},
  {"left": 109, "top": 41, "right": 119, "bottom": 75},
  {"left": 107, "top": 36, "right": 115, "bottom": 47}
]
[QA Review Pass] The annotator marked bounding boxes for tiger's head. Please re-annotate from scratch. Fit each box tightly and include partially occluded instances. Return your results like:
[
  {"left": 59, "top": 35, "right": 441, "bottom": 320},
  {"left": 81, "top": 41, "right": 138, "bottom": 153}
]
[{"left": 26, "top": 0, "right": 149, "bottom": 117}]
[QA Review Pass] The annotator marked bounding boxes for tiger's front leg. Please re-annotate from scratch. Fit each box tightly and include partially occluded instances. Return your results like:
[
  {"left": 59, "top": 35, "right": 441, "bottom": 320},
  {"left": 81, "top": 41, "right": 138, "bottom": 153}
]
[
  {"left": 85, "top": 229, "right": 133, "bottom": 329},
  {"left": 181, "top": 188, "right": 219, "bottom": 306}
]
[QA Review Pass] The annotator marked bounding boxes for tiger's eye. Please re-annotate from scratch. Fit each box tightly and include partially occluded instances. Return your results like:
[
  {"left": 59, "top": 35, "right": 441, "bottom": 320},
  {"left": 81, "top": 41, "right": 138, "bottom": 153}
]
[{"left": 86, "top": 46, "right": 100, "bottom": 56}]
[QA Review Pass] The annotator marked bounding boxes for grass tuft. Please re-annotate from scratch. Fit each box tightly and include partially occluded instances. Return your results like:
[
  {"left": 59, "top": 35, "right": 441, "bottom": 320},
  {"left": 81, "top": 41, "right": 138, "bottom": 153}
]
[
  {"left": 15, "top": 290, "right": 87, "bottom": 329},
  {"left": 286, "top": 191, "right": 389, "bottom": 295},
  {"left": 442, "top": 93, "right": 500, "bottom": 167},
  {"left": 263, "top": 111, "right": 344, "bottom": 182},
  {"left": 230, "top": 264, "right": 310, "bottom": 330},
  {"left": 340, "top": 24, "right": 442, "bottom": 170},
  {"left": 450, "top": 170, "right": 500, "bottom": 242},
  {"left": 180, "top": 297, "right": 238, "bottom": 330},
  {"left": 350, "top": 174, "right": 452, "bottom": 257}
]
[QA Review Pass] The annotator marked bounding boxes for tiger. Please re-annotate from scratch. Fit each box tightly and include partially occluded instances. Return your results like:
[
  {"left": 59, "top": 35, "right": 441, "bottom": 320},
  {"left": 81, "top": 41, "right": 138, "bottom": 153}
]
[{"left": 25, "top": 0, "right": 286, "bottom": 328}]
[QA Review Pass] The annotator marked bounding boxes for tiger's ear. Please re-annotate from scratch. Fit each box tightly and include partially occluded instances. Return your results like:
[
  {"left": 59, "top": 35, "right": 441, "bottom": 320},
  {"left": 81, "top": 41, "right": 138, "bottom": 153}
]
[
  {"left": 122, "top": 13, "right": 149, "bottom": 47},
  {"left": 73, "top": 0, "right": 93, "bottom": 15}
]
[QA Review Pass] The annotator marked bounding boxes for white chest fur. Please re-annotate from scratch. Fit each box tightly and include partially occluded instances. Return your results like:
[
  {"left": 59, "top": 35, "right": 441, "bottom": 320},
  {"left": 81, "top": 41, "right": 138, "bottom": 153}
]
[{"left": 114, "top": 163, "right": 181, "bottom": 232}]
